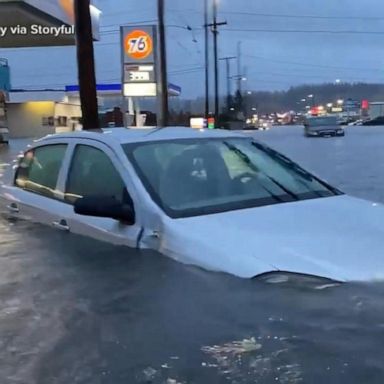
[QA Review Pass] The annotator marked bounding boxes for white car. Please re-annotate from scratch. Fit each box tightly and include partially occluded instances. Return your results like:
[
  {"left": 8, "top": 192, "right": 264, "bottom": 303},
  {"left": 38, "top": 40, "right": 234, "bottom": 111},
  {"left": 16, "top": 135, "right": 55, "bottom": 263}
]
[{"left": 1, "top": 127, "right": 384, "bottom": 283}]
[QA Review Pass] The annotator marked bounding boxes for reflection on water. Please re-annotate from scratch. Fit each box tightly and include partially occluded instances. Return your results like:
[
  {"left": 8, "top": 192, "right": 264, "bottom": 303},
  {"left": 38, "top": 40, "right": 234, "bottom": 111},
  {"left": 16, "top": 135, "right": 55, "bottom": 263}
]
[
  {"left": 2, "top": 129, "right": 384, "bottom": 383},
  {"left": 1, "top": 217, "right": 384, "bottom": 384}
]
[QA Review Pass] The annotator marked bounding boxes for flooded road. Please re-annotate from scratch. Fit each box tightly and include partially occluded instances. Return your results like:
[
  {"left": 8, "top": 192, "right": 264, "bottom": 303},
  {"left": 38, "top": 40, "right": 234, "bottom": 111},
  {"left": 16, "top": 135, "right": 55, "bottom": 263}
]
[{"left": 1, "top": 127, "right": 384, "bottom": 384}]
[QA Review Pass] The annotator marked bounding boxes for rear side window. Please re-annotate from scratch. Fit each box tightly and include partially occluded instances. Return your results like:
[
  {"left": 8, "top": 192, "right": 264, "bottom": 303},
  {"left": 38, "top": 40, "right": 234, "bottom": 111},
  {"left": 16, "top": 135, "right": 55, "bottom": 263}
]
[
  {"left": 65, "top": 145, "right": 126, "bottom": 204},
  {"left": 15, "top": 144, "right": 67, "bottom": 198}
]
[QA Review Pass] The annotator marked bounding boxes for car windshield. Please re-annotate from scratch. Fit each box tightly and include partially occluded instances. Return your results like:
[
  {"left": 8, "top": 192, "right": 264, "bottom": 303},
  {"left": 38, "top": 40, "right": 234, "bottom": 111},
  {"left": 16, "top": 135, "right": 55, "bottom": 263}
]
[
  {"left": 124, "top": 138, "right": 340, "bottom": 218},
  {"left": 307, "top": 117, "right": 338, "bottom": 126}
]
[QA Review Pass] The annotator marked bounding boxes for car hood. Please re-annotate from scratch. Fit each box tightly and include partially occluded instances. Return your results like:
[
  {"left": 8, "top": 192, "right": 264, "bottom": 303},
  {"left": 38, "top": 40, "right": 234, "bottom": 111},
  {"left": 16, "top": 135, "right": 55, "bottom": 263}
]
[{"left": 161, "top": 195, "right": 384, "bottom": 281}]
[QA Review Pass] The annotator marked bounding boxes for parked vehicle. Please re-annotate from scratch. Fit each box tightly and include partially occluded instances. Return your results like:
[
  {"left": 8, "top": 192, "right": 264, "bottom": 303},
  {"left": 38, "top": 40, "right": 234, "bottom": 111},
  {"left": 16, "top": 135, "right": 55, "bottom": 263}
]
[
  {"left": 244, "top": 122, "right": 270, "bottom": 131},
  {"left": 362, "top": 116, "right": 384, "bottom": 126},
  {"left": 1, "top": 127, "right": 384, "bottom": 283},
  {"left": 304, "top": 116, "right": 345, "bottom": 137},
  {"left": 348, "top": 119, "right": 364, "bottom": 126}
]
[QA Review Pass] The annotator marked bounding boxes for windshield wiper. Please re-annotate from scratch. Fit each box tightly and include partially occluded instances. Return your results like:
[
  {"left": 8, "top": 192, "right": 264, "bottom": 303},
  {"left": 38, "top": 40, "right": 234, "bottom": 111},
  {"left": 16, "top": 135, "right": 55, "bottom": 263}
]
[
  {"left": 252, "top": 142, "right": 335, "bottom": 197},
  {"left": 252, "top": 142, "right": 314, "bottom": 180},
  {"left": 258, "top": 172, "right": 300, "bottom": 200},
  {"left": 223, "top": 141, "right": 299, "bottom": 202}
]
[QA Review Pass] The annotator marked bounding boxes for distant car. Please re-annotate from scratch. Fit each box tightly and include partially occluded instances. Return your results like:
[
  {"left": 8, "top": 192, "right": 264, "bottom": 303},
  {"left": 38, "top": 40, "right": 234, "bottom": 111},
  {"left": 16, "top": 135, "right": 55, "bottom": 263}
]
[
  {"left": 2, "top": 127, "right": 384, "bottom": 283},
  {"left": 304, "top": 116, "right": 345, "bottom": 137},
  {"left": 244, "top": 123, "right": 270, "bottom": 131},
  {"left": 348, "top": 119, "right": 363, "bottom": 126},
  {"left": 0, "top": 127, "right": 9, "bottom": 144},
  {"left": 362, "top": 117, "right": 384, "bottom": 126},
  {"left": 338, "top": 117, "right": 355, "bottom": 126}
]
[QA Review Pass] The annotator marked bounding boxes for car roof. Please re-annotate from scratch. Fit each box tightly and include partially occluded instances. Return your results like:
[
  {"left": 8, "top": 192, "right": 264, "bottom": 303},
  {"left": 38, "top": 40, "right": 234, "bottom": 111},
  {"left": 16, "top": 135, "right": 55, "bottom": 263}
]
[{"left": 37, "top": 126, "right": 248, "bottom": 146}]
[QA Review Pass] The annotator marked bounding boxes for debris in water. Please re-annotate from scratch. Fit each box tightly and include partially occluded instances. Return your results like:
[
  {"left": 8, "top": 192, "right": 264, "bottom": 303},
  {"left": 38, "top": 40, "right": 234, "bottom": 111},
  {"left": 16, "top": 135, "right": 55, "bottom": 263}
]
[
  {"left": 202, "top": 337, "right": 262, "bottom": 356},
  {"left": 166, "top": 379, "right": 182, "bottom": 384},
  {"left": 142, "top": 367, "right": 158, "bottom": 381}
]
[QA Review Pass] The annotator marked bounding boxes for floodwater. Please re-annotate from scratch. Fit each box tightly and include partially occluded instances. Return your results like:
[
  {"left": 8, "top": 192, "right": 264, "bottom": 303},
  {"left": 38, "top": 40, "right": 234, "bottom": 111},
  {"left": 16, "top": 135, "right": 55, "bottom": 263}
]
[{"left": 1, "top": 126, "right": 384, "bottom": 384}]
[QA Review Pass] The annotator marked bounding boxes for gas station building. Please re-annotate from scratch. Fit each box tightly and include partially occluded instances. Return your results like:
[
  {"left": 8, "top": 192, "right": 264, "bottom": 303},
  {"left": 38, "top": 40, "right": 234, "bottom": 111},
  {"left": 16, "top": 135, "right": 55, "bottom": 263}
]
[{"left": 0, "top": 1, "right": 180, "bottom": 138}]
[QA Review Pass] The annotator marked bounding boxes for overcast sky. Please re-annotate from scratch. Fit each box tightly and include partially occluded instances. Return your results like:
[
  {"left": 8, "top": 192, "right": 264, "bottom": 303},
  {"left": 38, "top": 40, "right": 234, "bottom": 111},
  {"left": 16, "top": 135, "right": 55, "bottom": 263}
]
[{"left": 2, "top": 0, "right": 384, "bottom": 98}]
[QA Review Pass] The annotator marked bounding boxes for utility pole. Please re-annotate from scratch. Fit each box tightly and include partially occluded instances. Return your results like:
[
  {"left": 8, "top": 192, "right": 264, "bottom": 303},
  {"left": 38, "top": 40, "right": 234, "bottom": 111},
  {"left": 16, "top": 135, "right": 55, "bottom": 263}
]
[
  {"left": 204, "top": 0, "right": 209, "bottom": 119},
  {"left": 237, "top": 41, "right": 242, "bottom": 94},
  {"left": 158, "top": 0, "right": 169, "bottom": 127},
  {"left": 219, "top": 56, "right": 236, "bottom": 113},
  {"left": 74, "top": 0, "right": 99, "bottom": 130},
  {"left": 208, "top": 0, "right": 227, "bottom": 127}
]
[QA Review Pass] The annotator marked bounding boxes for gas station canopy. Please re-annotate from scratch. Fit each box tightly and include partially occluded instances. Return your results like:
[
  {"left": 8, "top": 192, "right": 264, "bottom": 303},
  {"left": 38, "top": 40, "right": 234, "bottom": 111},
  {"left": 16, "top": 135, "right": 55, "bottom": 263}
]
[{"left": 0, "top": 0, "right": 100, "bottom": 47}]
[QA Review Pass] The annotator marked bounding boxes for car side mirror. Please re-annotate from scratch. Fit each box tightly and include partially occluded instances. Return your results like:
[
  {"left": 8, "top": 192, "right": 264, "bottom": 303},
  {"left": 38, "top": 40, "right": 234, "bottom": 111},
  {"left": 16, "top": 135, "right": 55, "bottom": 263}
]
[{"left": 74, "top": 196, "right": 135, "bottom": 225}]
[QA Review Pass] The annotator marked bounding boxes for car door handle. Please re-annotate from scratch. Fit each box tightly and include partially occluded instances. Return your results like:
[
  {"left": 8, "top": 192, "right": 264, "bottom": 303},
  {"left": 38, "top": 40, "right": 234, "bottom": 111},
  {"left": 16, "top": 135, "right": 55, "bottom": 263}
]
[
  {"left": 52, "top": 219, "right": 70, "bottom": 232},
  {"left": 6, "top": 203, "right": 19, "bottom": 213}
]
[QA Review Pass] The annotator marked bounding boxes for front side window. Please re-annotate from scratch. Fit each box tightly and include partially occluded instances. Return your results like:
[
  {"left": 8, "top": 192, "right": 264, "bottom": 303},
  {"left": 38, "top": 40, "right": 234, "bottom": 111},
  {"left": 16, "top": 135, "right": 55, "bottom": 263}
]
[
  {"left": 15, "top": 144, "right": 67, "bottom": 198},
  {"left": 124, "top": 138, "right": 341, "bottom": 218},
  {"left": 65, "top": 145, "right": 126, "bottom": 204}
]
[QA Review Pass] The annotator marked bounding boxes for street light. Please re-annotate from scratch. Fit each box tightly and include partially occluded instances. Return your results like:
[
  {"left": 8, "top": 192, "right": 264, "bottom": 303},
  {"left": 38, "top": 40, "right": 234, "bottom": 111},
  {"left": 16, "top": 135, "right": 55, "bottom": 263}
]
[
  {"left": 335, "top": 79, "right": 341, "bottom": 84},
  {"left": 327, "top": 103, "right": 333, "bottom": 108},
  {"left": 301, "top": 98, "right": 306, "bottom": 102},
  {"left": 337, "top": 99, "right": 344, "bottom": 105},
  {"left": 307, "top": 94, "right": 315, "bottom": 107}
]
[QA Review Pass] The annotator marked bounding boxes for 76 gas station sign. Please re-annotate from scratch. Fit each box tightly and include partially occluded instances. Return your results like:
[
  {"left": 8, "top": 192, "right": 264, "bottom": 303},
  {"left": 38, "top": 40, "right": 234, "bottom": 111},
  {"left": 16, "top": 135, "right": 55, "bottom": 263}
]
[
  {"left": 124, "top": 29, "right": 153, "bottom": 60},
  {"left": 124, "top": 64, "right": 155, "bottom": 83},
  {"left": 121, "top": 26, "right": 157, "bottom": 96}
]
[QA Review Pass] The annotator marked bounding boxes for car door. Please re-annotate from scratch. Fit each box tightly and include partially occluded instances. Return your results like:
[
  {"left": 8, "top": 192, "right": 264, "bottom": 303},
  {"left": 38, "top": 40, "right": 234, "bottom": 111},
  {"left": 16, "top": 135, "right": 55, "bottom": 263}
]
[
  {"left": 0, "top": 141, "right": 71, "bottom": 226},
  {"left": 55, "top": 140, "right": 142, "bottom": 248}
]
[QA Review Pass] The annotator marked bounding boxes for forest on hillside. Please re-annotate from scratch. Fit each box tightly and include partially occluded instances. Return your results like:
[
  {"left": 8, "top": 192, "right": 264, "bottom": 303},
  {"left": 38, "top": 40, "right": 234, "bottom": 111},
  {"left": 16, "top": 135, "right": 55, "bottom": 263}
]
[{"left": 168, "top": 83, "right": 384, "bottom": 117}]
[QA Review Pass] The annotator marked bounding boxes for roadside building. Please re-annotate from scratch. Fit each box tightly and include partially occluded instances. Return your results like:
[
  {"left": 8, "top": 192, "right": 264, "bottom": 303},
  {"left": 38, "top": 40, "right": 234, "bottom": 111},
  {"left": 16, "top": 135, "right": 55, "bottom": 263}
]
[
  {"left": 368, "top": 102, "right": 384, "bottom": 120},
  {"left": 7, "top": 90, "right": 81, "bottom": 138},
  {"left": 5, "top": 82, "right": 182, "bottom": 138}
]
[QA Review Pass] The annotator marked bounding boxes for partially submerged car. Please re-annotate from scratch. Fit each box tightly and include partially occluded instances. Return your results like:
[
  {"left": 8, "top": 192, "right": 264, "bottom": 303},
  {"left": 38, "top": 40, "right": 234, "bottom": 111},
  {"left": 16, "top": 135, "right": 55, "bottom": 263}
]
[
  {"left": 304, "top": 116, "right": 345, "bottom": 137},
  {"left": 362, "top": 117, "right": 384, "bottom": 126},
  {"left": 1, "top": 127, "right": 384, "bottom": 283}
]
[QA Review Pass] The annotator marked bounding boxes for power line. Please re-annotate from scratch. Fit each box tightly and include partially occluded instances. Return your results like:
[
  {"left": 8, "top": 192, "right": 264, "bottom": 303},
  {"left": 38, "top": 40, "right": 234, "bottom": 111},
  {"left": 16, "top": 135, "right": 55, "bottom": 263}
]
[
  {"left": 168, "top": 8, "right": 384, "bottom": 21},
  {"left": 100, "top": 19, "right": 158, "bottom": 30},
  {"left": 244, "top": 54, "right": 384, "bottom": 73},
  {"left": 246, "top": 71, "right": 383, "bottom": 84},
  {"left": 219, "top": 11, "right": 384, "bottom": 21},
  {"left": 223, "top": 28, "right": 384, "bottom": 35},
  {"left": 169, "top": 66, "right": 205, "bottom": 75}
]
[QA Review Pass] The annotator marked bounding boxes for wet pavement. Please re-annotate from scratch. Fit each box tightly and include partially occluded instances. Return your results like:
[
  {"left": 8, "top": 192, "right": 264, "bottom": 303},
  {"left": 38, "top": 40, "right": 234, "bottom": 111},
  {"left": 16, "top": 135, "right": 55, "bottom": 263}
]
[{"left": 1, "top": 126, "right": 384, "bottom": 384}]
